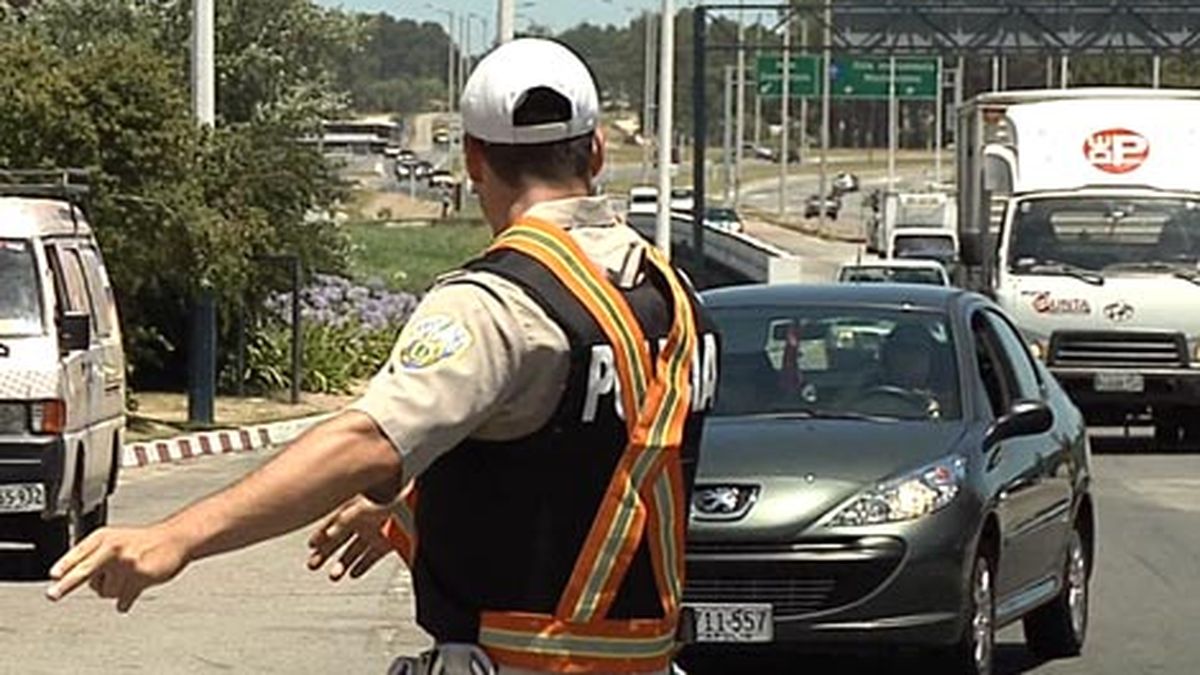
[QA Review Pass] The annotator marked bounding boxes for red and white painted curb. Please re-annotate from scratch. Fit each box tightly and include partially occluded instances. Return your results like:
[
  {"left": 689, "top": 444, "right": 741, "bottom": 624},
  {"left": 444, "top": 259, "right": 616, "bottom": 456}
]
[{"left": 120, "top": 413, "right": 334, "bottom": 469}]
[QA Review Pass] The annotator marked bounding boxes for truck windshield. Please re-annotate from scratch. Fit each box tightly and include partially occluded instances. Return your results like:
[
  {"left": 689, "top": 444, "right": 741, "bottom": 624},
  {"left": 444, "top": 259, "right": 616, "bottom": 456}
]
[
  {"left": 1009, "top": 197, "right": 1200, "bottom": 273},
  {"left": 895, "top": 236, "right": 956, "bottom": 263},
  {"left": 0, "top": 239, "right": 44, "bottom": 336}
]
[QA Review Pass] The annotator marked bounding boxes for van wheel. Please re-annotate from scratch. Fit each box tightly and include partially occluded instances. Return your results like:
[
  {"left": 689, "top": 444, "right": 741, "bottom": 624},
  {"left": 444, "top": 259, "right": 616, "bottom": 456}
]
[
  {"left": 1023, "top": 527, "right": 1089, "bottom": 659},
  {"left": 80, "top": 498, "right": 108, "bottom": 538}
]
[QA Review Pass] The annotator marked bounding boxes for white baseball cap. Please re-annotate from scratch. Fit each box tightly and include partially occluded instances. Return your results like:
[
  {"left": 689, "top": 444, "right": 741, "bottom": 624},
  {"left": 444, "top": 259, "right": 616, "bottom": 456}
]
[{"left": 461, "top": 38, "right": 600, "bottom": 145}]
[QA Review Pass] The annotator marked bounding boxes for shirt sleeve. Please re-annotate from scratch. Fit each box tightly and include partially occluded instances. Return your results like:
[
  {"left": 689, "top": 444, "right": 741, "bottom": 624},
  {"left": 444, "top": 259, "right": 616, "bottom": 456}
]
[{"left": 349, "top": 274, "right": 567, "bottom": 483}]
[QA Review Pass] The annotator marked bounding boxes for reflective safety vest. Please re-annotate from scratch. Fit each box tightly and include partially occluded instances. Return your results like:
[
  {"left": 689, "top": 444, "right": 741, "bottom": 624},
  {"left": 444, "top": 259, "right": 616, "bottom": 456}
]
[{"left": 380, "top": 216, "right": 710, "bottom": 673}]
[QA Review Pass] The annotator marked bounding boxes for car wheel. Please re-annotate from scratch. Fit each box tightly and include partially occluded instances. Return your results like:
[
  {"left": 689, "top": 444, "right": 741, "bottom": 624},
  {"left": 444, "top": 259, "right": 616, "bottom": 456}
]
[
  {"left": 1023, "top": 527, "right": 1090, "bottom": 659},
  {"left": 79, "top": 498, "right": 108, "bottom": 539},
  {"left": 934, "top": 552, "right": 996, "bottom": 675}
]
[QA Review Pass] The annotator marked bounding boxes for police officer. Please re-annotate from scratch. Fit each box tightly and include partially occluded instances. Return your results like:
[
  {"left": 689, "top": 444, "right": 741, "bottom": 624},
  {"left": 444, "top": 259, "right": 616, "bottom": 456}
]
[{"left": 47, "top": 38, "right": 718, "bottom": 675}]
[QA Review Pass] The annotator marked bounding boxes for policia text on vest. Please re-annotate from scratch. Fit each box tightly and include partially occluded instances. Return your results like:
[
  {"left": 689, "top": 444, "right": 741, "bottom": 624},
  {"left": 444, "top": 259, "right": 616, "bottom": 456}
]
[{"left": 583, "top": 335, "right": 720, "bottom": 423}]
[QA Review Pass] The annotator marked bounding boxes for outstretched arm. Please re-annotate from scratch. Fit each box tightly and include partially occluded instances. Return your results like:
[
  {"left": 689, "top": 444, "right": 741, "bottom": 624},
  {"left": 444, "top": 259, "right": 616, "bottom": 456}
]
[{"left": 46, "top": 411, "right": 400, "bottom": 611}]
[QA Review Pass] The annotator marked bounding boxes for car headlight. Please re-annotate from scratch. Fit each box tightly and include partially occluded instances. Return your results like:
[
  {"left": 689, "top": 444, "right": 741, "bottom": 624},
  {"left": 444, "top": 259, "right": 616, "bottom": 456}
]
[
  {"left": 0, "top": 403, "right": 26, "bottom": 434},
  {"left": 828, "top": 455, "right": 966, "bottom": 527},
  {"left": 1029, "top": 340, "right": 1047, "bottom": 362}
]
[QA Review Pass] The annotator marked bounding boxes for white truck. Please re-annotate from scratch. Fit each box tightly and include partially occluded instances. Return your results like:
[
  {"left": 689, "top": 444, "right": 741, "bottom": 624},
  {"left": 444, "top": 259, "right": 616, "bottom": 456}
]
[
  {"left": 869, "top": 191, "right": 958, "bottom": 264},
  {"left": 956, "top": 88, "right": 1200, "bottom": 445}
]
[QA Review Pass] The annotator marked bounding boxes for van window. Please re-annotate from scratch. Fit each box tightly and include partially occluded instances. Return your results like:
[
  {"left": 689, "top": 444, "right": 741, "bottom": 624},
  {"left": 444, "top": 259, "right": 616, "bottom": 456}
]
[
  {"left": 0, "top": 239, "right": 44, "bottom": 336},
  {"left": 49, "top": 246, "right": 92, "bottom": 322},
  {"left": 78, "top": 248, "right": 115, "bottom": 337}
]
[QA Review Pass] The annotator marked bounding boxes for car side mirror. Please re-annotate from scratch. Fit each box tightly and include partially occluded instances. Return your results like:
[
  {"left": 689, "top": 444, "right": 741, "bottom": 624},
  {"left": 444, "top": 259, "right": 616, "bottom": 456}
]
[
  {"left": 984, "top": 400, "right": 1053, "bottom": 451},
  {"left": 58, "top": 312, "right": 91, "bottom": 353}
]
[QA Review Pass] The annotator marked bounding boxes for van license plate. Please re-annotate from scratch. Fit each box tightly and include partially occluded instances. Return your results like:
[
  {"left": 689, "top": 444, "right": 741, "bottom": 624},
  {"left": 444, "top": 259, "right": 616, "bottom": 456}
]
[
  {"left": 1094, "top": 372, "right": 1144, "bottom": 393},
  {"left": 0, "top": 483, "right": 45, "bottom": 514},
  {"left": 688, "top": 603, "right": 773, "bottom": 643}
]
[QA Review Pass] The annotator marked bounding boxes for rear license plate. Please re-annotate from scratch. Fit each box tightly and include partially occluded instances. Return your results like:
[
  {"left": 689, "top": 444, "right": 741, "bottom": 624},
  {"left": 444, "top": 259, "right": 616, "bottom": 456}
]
[
  {"left": 1094, "top": 372, "right": 1145, "bottom": 393},
  {"left": 0, "top": 483, "right": 45, "bottom": 514},
  {"left": 688, "top": 603, "right": 773, "bottom": 643}
]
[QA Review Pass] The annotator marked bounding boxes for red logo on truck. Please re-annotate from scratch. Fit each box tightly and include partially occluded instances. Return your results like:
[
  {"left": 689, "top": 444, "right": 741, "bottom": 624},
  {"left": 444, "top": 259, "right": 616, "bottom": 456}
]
[{"left": 1083, "top": 128, "right": 1150, "bottom": 174}]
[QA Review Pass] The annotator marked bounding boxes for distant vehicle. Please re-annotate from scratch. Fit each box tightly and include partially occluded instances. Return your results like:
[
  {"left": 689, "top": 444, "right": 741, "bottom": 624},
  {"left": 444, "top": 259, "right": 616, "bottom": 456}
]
[
  {"left": 413, "top": 160, "right": 433, "bottom": 180},
  {"left": 0, "top": 170, "right": 125, "bottom": 577},
  {"left": 433, "top": 129, "right": 451, "bottom": 145},
  {"left": 871, "top": 191, "right": 958, "bottom": 255},
  {"left": 833, "top": 171, "right": 861, "bottom": 194},
  {"left": 670, "top": 187, "right": 695, "bottom": 215},
  {"left": 804, "top": 194, "right": 840, "bottom": 220},
  {"left": 683, "top": 283, "right": 1095, "bottom": 675},
  {"left": 627, "top": 186, "right": 658, "bottom": 216},
  {"left": 394, "top": 163, "right": 412, "bottom": 180},
  {"left": 705, "top": 207, "right": 744, "bottom": 233},
  {"left": 383, "top": 147, "right": 401, "bottom": 159},
  {"left": 837, "top": 259, "right": 952, "bottom": 286},
  {"left": 743, "top": 143, "right": 776, "bottom": 161},
  {"left": 429, "top": 169, "right": 457, "bottom": 188},
  {"left": 892, "top": 228, "right": 960, "bottom": 268},
  {"left": 396, "top": 149, "right": 418, "bottom": 163}
]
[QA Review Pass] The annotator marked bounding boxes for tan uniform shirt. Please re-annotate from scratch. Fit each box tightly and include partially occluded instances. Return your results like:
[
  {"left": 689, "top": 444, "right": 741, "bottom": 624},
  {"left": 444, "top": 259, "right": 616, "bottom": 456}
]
[{"left": 351, "top": 195, "right": 647, "bottom": 485}]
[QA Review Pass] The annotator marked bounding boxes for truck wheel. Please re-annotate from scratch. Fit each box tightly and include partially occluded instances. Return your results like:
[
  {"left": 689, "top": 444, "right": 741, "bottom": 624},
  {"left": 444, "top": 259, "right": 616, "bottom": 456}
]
[{"left": 1023, "top": 527, "right": 1090, "bottom": 659}]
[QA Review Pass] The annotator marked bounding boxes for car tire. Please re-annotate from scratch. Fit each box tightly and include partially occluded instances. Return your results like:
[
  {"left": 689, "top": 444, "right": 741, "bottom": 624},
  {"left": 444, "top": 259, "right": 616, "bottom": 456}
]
[
  {"left": 79, "top": 498, "right": 108, "bottom": 539},
  {"left": 1023, "top": 527, "right": 1090, "bottom": 659},
  {"left": 934, "top": 551, "right": 996, "bottom": 675}
]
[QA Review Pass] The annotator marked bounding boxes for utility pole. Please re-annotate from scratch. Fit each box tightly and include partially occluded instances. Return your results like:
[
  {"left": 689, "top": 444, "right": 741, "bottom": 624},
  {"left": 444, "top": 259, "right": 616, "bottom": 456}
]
[
  {"left": 734, "top": 1, "right": 746, "bottom": 208},
  {"left": 723, "top": 65, "right": 735, "bottom": 204},
  {"left": 641, "top": 12, "right": 657, "bottom": 184},
  {"left": 459, "top": 14, "right": 469, "bottom": 94},
  {"left": 888, "top": 56, "right": 897, "bottom": 189},
  {"left": 656, "top": 0, "right": 675, "bottom": 258},
  {"left": 1061, "top": 55, "right": 1070, "bottom": 89},
  {"left": 818, "top": 0, "right": 831, "bottom": 231},
  {"left": 1153, "top": 54, "right": 1162, "bottom": 88},
  {"left": 190, "top": 0, "right": 216, "bottom": 425},
  {"left": 779, "top": 13, "right": 790, "bottom": 217},
  {"left": 799, "top": 15, "right": 808, "bottom": 167},
  {"left": 935, "top": 56, "right": 944, "bottom": 184},
  {"left": 498, "top": 0, "right": 515, "bottom": 45},
  {"left": 447, "top": 11, "right": 457, "bottom": 112}
]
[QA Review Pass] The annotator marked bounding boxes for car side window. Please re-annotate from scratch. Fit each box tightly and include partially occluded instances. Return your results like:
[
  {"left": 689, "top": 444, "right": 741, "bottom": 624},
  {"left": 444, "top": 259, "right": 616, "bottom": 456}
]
[
  {"left": 47, "top": 245, "right": 90, "bottom": 321},
  {"left": 983, "top": 311, "right": 1042, "bottom": 401},
  {"left": 971, "top": 312, "right": 1011, "bottom": 419},
  {"left": 78, "top": 247, "right": 115, "bottom": 338}
]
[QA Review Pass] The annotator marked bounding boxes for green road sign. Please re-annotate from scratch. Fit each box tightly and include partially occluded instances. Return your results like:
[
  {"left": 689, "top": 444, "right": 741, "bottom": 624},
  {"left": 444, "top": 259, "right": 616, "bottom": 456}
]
[
  {"left": 755, "top": 55, "right": 938, "bottom": 100},
  {"left": 756, "top": 55, "right": 819, "bottom": 98},
  {"left": 831, "top": 57, "right": 938, "bottom": 100}
]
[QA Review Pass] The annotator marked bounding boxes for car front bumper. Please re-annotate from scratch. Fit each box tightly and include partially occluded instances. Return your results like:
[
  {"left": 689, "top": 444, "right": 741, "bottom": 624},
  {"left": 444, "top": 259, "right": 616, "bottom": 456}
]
[
  {"left": 683, "top": 510, "right": 976, "bottom": 651},
  {"left": 0, "top": 436, "right": 67, "bottom": 518},
  {"left": 1051, "top": 366, "right": 1200, "bottom": 411}
]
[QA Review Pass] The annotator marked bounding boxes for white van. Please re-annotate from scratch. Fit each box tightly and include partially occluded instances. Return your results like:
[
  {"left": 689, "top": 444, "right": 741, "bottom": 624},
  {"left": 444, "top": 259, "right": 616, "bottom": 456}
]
[{"left": 0, "top": 171, "right": 125, "bottom": 574}]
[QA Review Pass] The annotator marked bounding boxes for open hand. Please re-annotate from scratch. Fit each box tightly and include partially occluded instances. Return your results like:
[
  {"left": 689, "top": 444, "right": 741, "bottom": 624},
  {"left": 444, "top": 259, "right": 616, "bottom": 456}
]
[
  {"left": 45, "top": 525, "right": 189, "bottom": 612},
  {"left": 307, "top": 495, "right": 393, "bottom": 581}
]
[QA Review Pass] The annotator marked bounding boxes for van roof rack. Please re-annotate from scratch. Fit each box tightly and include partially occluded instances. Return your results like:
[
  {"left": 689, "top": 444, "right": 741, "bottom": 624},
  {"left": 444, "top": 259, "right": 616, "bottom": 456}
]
[{"left": 0, "top": 169, "right": 91, "bottom": 201}]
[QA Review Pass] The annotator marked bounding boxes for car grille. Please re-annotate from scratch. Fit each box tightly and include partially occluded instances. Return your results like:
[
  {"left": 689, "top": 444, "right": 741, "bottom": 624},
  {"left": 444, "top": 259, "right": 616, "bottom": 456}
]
[
  {"left": 684, "top": 539, "right": 903, "bottom": 618},
  {"left": 1049, "top": 331, "right": 1188, "bottom": 368}
]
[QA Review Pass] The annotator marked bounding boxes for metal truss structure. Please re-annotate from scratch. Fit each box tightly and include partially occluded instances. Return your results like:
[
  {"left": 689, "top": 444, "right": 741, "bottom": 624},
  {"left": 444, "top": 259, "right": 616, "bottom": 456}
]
[{"left": 701, "top": 2, "right": 1200, "bottom": 55}]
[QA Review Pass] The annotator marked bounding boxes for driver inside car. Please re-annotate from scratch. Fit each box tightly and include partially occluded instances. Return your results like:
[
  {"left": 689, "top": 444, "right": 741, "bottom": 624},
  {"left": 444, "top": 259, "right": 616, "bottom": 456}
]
[{"left": 877, "top": 323, "right": 945, "bottom": 417}]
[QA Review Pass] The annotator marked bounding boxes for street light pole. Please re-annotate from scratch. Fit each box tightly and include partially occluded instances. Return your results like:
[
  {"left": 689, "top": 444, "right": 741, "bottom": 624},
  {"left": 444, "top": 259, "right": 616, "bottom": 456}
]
[
  {"left": 498, "top": 0, "right": 516, "bottom": 44},
  {"left": 779, "top": 13, "right": 789, "bottom": 217},
  {"left": 189, "top": 0, "right": 216, "bottom": 425},
  {"left": 656, "top": 0, "right": 675, "bottom": 258},
  {"left": 192, "top": 0, "right": 215, "bottom": 126},
  {"left": 818, "top": 0, "right": 831, "bottom": 232},
  {"left": 734, "top": 1, "right": 746, "bottom": 208},
  {"left": 641, "top": 11, "right": 657, "bottom": 184}
]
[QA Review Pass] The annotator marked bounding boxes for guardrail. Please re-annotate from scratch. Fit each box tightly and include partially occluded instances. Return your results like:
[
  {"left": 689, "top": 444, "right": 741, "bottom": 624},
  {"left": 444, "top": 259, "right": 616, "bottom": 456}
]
[{"left": 625, "top": 211, "right": 802, "bottom": 285}]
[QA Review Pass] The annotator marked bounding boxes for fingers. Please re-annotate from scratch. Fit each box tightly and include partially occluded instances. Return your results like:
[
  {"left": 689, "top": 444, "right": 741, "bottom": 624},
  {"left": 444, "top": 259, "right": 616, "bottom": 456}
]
[
  {"left": 46, "top": 538, "right": 115, "bottom": 602},
  {"left": 329, "top": 536, "right": 370, "bottom": 582},
  {"left": 48, "top": 530, "right": 104, "bottom": 584},
  {"left": 307, "top": 519, "right": 354, "bottom": 571},
  {"left": 348, "top": 546, "right": 387, "bottom": 579}
]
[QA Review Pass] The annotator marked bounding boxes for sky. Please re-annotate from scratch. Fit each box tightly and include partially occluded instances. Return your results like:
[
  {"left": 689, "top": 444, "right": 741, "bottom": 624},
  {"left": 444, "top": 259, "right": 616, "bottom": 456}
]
[{"left": 315, "top": 0, "right": 701, "bottom": 35}]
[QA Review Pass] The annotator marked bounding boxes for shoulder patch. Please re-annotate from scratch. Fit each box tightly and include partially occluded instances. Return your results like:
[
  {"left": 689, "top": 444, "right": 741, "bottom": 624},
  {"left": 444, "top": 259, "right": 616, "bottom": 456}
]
[{"left": 396, "top": 314, "right": 473, "bottom": 370}]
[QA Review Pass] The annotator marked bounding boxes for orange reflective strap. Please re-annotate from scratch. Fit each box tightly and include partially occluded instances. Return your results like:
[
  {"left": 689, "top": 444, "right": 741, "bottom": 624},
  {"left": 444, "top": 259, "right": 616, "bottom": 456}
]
[
  {"left": 379, "top": 485, "right": 420, "bottom": 565},
  {"left": 478, "top": 611, "right": 677, "bottom": 673}
]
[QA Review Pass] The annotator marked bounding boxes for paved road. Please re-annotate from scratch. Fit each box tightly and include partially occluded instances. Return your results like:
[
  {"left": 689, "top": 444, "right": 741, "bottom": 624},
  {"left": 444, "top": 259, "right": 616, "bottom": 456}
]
[{"left": 3, "top": 440, "right": 1197, "bottom": 673}]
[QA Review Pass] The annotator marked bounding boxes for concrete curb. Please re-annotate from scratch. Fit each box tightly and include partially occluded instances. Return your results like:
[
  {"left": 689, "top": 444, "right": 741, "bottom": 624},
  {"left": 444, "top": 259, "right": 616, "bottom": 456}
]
[{"left": 121, "top": 413, "right": 335, "bottom": 469}]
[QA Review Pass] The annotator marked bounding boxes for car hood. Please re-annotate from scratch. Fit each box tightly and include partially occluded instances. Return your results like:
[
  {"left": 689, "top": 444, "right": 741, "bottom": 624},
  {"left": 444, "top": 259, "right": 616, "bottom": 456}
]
[{"left": 689, "top": 416, "right": 968, "bottom": 542}]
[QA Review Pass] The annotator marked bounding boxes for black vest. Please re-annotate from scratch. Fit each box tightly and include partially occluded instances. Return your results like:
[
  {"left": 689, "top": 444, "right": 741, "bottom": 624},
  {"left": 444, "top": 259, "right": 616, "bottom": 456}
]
[{"left": 410, "top": 247, "right": 716, "bottom": 643}]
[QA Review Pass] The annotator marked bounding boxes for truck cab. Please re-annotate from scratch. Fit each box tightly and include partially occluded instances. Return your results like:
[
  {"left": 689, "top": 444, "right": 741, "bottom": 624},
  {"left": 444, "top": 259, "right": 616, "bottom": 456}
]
[
  {"left": 957, "top": 89, "right": 1200, "bottom": 445},
  {"left": 0, "top": 171, "right": 125, "bottom": 574}
]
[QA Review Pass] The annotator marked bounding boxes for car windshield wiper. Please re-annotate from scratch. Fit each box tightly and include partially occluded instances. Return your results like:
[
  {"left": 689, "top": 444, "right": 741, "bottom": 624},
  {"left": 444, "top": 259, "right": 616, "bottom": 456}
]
[
  {"left": 1103, "top": 260, "right": 1200, "bottom": 285},
  {"left": 1014, "top": 259, "right": 1105, "bottom": 286},
  {"left": 760, "top": 409, "right": 903, "bottom": 423}
]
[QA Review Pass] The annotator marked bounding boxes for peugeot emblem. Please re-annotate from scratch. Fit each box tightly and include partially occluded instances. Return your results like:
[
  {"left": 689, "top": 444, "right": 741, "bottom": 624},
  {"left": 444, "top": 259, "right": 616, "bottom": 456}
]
[
  {"left": 691, "top": 485, "right": 759, "bottom": 521},
  {"left": 1103, "top": 301, "right": 1135, "bottom": 323}
]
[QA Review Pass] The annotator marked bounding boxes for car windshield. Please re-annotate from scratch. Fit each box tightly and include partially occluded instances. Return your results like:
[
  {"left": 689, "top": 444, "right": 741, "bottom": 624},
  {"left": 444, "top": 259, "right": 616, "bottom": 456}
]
[
  {"left": 0, "top": 239, "right": 44, "bottom": 336},
  {"left": 840, "top": 266, "right": 945, "bottom": 285},
  {"left": 895, "top": 235, "right": 955, "bottom": 262},
  {"left": 1008, "top": 197, "right": 1200, "bottom": 273},
  {"left": 709, "top": 305, "right": 962, "bottom": 421}
]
